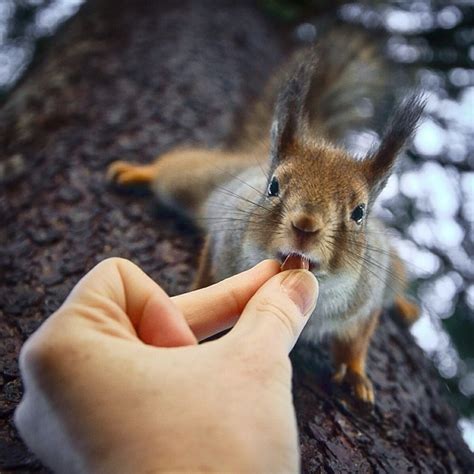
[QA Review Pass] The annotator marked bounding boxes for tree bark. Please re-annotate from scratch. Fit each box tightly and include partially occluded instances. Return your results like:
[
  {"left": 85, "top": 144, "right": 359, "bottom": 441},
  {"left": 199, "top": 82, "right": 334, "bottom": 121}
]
[{"left": 0, "top": 0, "right": 472, "bottom": 471}]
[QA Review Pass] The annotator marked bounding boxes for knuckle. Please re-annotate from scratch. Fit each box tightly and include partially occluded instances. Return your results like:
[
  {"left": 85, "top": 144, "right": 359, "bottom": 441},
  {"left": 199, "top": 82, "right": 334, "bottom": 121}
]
[
  {"left": 254, "top": 296, "right": 299, "bottom": 339},
  {"left": 19, "top": 325, "right": 69, "bottom": 378},
  {"left": 19, "top": 335, "right": 53, "bottom": 376},
  {"left": 96, "top": 256, "right": 130, "bottom": 272}
]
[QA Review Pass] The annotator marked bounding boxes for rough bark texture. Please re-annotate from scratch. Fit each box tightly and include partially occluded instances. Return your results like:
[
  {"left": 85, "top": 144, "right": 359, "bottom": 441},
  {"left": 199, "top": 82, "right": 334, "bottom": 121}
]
[{"left": 0, "top": 0, "right": 473, "bottom": 471}]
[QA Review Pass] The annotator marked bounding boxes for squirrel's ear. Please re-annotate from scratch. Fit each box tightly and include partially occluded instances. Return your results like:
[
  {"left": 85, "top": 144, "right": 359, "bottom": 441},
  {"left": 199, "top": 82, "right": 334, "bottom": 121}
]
[
  {"left": 364, "top": 94, "right": 425, "bottom": 202},
  {"left": 270, "top": 57, "right": 316, "bottom": 164}
]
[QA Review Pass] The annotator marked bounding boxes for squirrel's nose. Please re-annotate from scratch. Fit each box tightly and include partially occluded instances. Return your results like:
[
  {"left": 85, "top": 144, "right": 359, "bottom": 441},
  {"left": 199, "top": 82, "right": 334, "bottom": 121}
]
[{"left": 291, "top": 214, "right": 322, "bottom": 234}]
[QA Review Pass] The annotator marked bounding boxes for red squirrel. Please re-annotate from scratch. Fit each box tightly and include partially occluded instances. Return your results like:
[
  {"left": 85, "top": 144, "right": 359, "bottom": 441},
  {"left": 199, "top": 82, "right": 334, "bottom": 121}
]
[{"left": 108, "top": 29, "right": 424, "bottom": 404}]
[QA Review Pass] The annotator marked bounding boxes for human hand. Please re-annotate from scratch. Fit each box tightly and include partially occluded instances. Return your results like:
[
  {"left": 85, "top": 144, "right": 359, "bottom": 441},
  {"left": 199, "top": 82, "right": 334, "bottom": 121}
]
[{"left": 15, "top": 258, "right": 318, "bottom": 473}]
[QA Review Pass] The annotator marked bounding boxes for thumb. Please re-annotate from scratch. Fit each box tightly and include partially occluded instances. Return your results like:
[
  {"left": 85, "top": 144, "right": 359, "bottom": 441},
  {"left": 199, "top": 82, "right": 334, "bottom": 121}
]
[{"left": 230, "top": 270, "right": 318, "bottom": 355}]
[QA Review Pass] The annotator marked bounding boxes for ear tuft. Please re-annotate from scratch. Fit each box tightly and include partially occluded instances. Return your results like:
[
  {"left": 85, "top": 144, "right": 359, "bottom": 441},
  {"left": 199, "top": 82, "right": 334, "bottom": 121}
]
[
  {"left": 365, "top": 93, "right": 426, "bottom": 201},
  {"left": 375, "top": 93, "right": 426, "bottom": 164},
  {"left": 271, "top": 54, "right": 317, "bottom": 162}
]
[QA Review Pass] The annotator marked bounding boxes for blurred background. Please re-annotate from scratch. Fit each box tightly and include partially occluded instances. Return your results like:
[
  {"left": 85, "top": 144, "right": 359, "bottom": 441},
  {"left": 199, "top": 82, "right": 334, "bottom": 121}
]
[{"left": 1, "top": 0, "right": 473, "bottom": 450}]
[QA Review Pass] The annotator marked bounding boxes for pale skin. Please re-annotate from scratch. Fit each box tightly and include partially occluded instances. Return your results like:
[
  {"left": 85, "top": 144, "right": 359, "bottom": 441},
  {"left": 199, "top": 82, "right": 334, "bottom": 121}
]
[{"left": 15, "top": 258, "right": 318, "bottom": 473}]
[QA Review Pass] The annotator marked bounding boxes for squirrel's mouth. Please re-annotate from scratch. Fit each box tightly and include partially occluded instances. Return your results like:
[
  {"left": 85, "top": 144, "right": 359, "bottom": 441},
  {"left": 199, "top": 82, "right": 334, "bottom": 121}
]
[{"left": 277, "top": 251, "right": 320, "bottom": 272}]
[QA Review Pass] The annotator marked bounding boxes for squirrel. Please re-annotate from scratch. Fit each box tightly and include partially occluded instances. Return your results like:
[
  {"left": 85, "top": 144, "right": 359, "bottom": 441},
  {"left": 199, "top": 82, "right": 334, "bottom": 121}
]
[{"left": 107, "top": 28, "right": 424, "bottom": 405}]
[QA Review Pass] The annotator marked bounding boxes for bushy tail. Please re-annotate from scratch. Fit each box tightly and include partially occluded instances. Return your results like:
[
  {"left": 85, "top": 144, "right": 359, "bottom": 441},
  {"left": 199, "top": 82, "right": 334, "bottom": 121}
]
[
  {"left": 305, "top": 27, "right": 396, "bottom": 143},
  {"left": 230, "top": 26, "right": 397, "bottom": 150}
]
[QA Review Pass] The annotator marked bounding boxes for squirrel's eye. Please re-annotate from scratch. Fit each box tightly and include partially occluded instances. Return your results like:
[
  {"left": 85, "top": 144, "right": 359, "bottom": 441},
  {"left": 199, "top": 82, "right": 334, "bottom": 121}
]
[
  {"left": 268, "top": 176, "right": 279, "bottom": 197},
  {"left": 351, "top": 204, "right": 365, "bottom": 224}
]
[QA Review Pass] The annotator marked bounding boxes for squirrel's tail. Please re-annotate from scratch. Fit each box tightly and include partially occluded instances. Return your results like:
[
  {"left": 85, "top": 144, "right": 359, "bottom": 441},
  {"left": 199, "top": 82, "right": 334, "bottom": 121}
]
[
  {"left": 304, "top": 27, "right": 396, "bottom": 144},
  {"left": 230, "top": 26, "right": 396, "bottom": 150}
]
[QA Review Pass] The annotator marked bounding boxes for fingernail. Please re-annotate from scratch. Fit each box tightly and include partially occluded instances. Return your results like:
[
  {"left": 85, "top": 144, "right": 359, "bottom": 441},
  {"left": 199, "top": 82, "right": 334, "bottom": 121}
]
[{"left": 280, "top": 270, "right": 318, "bottom": 316}]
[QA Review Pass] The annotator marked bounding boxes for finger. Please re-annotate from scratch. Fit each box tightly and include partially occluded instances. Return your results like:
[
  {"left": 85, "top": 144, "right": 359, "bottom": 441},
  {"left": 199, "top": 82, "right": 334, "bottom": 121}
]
[
  {"left": 229, "top": 270, "right": 318, "bottom": 355},
  {"left": 172, "top": 260, "right": 280, "bottom": 341},
  {"left": 139, "top": 292, "right": 197, "bottom": 347},
  {"left": 65, "top": 258, "right": 197, "bottom": 346}
]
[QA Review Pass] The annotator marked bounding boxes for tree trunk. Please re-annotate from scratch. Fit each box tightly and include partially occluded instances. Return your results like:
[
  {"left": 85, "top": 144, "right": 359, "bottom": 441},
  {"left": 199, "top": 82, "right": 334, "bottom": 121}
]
[{"left": 1, "top": 0, "right": 472, "bottom": 471}]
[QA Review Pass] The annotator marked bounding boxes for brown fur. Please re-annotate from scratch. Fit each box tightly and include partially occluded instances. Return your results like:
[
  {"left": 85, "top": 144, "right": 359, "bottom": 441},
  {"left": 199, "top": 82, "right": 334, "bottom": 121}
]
[
  {"left": 107, "top": 161, "right": 159, "bottom": 185},
  {"left": 331, "top": 310, "right": 381, "bottom": 404},
  {"left": 108, "top": 148, "right": 264, "bottom": 217},
  {"left": 248, "top": 140, "right": 369, "bottom": 279},
  {"left": 393, "top": 296, "right": 420, "bottom": 326}
]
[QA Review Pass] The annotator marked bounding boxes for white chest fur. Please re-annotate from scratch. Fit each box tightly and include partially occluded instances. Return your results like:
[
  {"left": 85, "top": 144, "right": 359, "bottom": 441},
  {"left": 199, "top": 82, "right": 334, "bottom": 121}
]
[{"left": 302, "top": 271, "right": 359, "bottom": 339}]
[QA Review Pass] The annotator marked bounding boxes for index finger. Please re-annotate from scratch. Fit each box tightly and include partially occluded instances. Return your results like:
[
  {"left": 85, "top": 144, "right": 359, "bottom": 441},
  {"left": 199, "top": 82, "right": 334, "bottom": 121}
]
[{"left": 172, "top": 260, "right": 280, "bottom": 341}]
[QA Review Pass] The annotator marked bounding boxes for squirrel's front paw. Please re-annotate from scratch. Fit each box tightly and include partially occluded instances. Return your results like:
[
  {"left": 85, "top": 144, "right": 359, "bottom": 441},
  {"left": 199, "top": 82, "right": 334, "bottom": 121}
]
[
  {"left": 107, "top": 161, "right": 156, "bottom": 186},
  {"left": 332, "top": 367, "right": 375, "bottom": 405}
]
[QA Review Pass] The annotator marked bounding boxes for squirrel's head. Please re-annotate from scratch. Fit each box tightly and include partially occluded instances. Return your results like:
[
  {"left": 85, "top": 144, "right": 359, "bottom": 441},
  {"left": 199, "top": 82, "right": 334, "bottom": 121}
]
[{"left": 248, "top": 92, "right": 425, "bottom": 277}]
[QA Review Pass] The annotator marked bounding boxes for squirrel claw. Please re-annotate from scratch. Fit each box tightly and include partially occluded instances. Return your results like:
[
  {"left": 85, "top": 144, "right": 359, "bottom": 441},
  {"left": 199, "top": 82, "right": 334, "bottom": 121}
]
[
  {"left": 107, "top": 161, "right": 133, "bottom": 185},
  {"left": 331, "top": 365, "right": 346, "bottom": 385},
  {"left": 107, "top": 161, "right": 156, "bottom": 186},
  {"left": 332, "top": 368, "right": 375, "bottom": 405}
]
